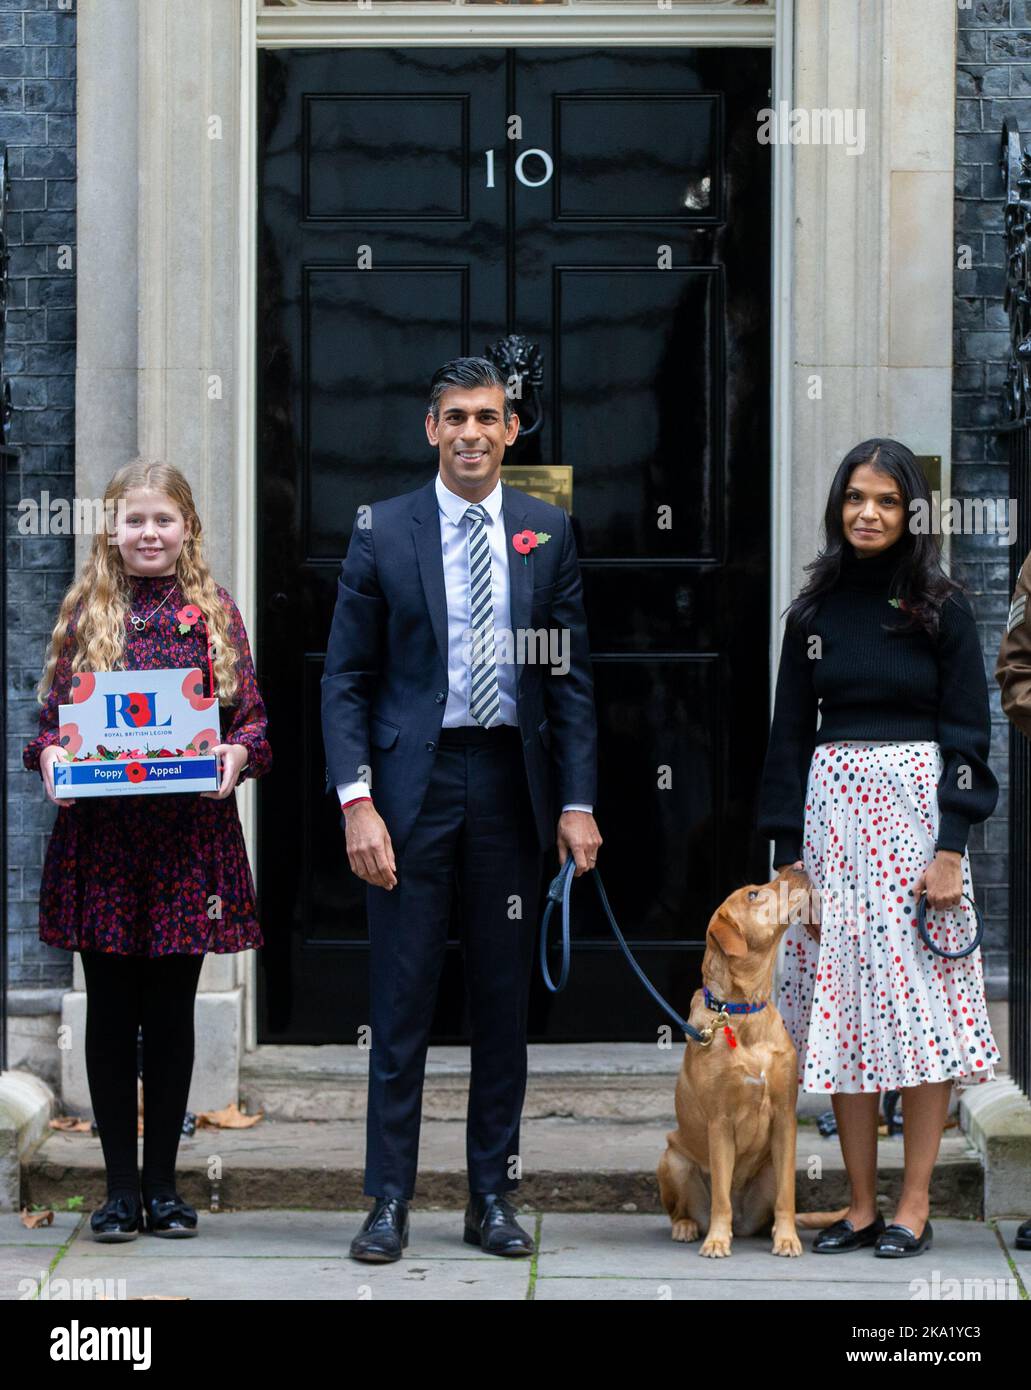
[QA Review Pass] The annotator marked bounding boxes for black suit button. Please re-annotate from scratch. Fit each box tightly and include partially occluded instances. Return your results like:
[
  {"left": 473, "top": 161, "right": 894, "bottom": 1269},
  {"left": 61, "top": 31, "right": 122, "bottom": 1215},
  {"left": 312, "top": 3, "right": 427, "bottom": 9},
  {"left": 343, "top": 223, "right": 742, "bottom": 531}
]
[
  {"left": 426, "top": 741, "right": 436, "bottom": 752},
  {"left": 435, "top": 692, "right": 446, "bottom": 704}
]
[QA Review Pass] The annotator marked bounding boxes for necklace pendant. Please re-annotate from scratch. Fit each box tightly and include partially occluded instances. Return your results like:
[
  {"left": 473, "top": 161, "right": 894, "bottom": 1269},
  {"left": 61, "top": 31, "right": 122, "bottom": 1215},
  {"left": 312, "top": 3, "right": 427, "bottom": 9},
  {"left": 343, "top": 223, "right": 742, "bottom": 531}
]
[{"left": 130, "top": 615, "right": 147, "bottom": 631}]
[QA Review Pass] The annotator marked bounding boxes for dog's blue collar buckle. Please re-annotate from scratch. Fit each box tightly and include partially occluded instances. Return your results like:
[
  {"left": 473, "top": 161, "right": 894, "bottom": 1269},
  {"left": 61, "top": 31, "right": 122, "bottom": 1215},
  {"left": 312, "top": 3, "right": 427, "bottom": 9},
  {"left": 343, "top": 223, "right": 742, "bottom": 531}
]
[{"left": 703, "top": 986, "right": 767, "bottom": 1016}]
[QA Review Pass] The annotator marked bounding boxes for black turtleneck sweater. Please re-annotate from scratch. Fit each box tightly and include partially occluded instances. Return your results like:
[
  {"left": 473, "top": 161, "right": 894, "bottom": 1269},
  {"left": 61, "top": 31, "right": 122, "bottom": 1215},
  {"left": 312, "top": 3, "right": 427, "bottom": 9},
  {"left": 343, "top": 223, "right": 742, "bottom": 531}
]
[{"left": 756, "top": 539, "right": 998, "bottom": 866}]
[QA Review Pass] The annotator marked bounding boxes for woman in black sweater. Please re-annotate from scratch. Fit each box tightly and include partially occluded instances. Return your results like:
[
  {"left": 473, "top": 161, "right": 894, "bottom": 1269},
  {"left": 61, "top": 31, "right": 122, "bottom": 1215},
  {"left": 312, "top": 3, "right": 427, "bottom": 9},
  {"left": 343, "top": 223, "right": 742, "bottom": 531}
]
[{"left": 757, "top": 438, "right": 1001, "bottom": 1258}]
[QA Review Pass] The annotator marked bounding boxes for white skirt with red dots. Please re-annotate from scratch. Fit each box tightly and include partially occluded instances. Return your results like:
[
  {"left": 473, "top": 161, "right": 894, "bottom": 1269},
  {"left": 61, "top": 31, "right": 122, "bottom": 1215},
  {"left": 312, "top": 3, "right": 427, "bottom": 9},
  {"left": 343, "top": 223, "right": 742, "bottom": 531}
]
[{"left": 777, "top": 739, "right": 1001, "bottom": 1094}]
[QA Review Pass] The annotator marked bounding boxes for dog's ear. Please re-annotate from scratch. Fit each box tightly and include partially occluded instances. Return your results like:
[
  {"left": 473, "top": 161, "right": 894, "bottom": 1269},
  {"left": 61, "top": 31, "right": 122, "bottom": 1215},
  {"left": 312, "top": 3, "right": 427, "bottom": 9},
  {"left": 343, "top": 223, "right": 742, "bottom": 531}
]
[{"left": 707, "top": 908, "right": 749, "bottom": 958}]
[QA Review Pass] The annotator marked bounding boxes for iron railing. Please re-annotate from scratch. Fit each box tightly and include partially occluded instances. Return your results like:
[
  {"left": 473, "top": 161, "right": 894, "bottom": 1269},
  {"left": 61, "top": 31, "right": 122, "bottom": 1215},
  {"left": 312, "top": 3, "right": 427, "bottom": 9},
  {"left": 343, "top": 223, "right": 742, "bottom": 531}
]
[
  {"left": 0, "top": 143, "right": 16, "bottom": 1075},
  {"left": 1000, "top": 121, "right": 1031, "bottom": 1099}
]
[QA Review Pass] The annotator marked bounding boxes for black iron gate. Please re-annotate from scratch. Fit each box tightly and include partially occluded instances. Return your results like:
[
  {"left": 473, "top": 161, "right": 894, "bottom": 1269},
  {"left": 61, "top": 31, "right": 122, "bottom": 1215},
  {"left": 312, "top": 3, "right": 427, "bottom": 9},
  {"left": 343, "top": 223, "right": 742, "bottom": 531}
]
[{"left": 1001, "top": 122, "right": 1031, "bottom": 1100}]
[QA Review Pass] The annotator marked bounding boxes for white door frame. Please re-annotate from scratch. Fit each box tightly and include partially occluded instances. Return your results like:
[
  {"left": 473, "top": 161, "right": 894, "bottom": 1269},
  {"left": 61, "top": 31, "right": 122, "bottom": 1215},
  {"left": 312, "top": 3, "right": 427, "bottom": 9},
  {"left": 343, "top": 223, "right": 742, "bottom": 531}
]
[{"left": 237, "top": 0, "right": 793, "bottom": 1049}]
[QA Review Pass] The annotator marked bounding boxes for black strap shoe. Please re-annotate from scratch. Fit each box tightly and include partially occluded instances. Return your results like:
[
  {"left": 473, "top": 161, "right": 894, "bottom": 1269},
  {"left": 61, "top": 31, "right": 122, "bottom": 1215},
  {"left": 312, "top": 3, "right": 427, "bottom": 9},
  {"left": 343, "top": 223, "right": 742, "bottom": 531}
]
[
  {"left": 812, "top": 1213, "right": 886, "bottom": 1253},
  {"left": 874, "top": 1220, "right": 933, "bottom": 1258},
  {"left": 90, "top": 1193, "right": 142, "bottom": 1243},
  {"left": 142, "top": 1193, "right": 198, "bottom": 1238},
  {"left": 350, "top": 1197, "right": 409, "bottom": 1263},
  {"left": 464, "top": 1192, "right": 534, "bottom": 1257},
  {"left": 1016, "top": 1218, "right": 1031, "bottom": 1250}
]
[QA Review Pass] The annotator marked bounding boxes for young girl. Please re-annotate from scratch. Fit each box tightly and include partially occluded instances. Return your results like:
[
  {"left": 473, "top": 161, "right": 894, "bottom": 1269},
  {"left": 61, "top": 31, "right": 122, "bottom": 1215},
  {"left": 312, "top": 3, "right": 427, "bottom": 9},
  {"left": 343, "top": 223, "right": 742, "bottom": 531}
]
[{"left": 24, "top": 459, "right": 271, "bottom": 1242}]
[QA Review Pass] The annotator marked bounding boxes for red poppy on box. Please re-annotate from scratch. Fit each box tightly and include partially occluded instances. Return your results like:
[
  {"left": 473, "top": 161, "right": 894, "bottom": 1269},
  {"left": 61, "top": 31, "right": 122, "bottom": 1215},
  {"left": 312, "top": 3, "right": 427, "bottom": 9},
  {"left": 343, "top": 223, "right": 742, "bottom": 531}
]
[
  {"left": 181, "top": 667, "right": 215, "bottom": 711},
  {"left": 70, "top": 672, "right": 95, "bottom": 703},
  {"left": 58, "top": 723, "right": 82, "bottom": 757},
  {"left": 125, "top": 762, "right": 147, "bottom": 784}
]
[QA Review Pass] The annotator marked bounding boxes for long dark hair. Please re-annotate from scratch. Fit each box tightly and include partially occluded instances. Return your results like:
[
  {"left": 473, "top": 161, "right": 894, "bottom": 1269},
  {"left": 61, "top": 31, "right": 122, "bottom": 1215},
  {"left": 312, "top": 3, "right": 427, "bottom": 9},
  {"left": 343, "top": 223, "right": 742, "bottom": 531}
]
[{"left": 785, "top": 438, "right": 964, "bottom": 642}]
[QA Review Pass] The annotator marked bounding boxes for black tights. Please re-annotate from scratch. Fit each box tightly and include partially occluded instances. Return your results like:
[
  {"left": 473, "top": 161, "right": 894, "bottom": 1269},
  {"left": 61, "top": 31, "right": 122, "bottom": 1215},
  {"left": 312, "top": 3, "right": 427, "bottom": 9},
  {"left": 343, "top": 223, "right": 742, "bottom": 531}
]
[{"left": 79, "top": 950, "right": 204, "bottom": 1203}]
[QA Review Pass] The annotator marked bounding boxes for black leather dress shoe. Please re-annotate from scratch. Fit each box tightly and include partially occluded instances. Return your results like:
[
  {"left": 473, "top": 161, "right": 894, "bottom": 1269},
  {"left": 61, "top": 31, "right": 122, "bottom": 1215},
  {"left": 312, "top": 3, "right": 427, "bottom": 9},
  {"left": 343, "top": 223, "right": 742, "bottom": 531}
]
[
  {"left": 812, "top": 1213, "right": 886, "bottom": 1253},
  {"left": 90, "top": 1194, "right": 142, "bottom": 1243},
  {"left": 1016, "top": 1218, "right": 1031, "bottom": 1250},
  {"left": 142, "top": 1193, "right": 198, "bottom": 1238},
  {"left": 874, "top": 1220, "right": 933, "bottom": 1257},
  {"left": 350, "top": 1197, "right": 409, "bottom": 1263},
  {"left": 463, "top": 1192, "right": 534, "bottom": 1257}
]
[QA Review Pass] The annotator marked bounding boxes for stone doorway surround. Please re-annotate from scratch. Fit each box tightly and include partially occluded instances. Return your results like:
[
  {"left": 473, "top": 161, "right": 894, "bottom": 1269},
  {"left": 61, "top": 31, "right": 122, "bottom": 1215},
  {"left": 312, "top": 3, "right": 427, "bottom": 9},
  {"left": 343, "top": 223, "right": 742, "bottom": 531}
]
[{"left": 62, "top": 0, "right": 960, "bottom": 1113}]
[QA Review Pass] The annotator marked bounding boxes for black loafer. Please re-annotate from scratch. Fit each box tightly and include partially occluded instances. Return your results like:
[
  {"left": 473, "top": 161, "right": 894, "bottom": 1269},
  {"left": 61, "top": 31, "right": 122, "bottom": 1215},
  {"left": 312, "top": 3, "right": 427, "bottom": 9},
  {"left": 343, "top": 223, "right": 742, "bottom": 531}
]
[
  {"left": 1016, "top": 1218, "right": 1031, "bottom": 1250},
  {"left": 812, "top": 1214, "right": 886, "bottom": 1253},
  {"left": 350, "top": 1197, "right": 409, "bottom": 1263},
  {"left": 142, "top": 1193, "right": 198, "bottom": 1238},
  {"left": 875, "top": 1220, "right": 933, "bottom": 1258},
  {"left": 90, "top": 1194, "right": 142, "bottom": 1243},
  {"left": 464, "top": 1192, "right": 534, "bottom": 1257}
]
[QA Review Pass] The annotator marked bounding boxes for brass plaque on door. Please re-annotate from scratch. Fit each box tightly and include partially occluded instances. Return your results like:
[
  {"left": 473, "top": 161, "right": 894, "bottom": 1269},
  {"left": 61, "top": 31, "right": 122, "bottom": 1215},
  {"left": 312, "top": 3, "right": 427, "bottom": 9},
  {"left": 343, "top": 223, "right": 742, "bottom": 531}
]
[{"left": 501, "top": 465, "right": 573, "bottom": 513}]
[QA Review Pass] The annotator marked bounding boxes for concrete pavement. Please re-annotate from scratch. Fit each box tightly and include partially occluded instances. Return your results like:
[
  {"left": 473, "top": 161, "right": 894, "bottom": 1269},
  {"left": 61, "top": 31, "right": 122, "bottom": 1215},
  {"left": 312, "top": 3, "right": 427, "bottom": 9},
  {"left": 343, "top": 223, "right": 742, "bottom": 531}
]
[{"left": 3, "top": 1209, "right": 1026, "bottom": 1301}]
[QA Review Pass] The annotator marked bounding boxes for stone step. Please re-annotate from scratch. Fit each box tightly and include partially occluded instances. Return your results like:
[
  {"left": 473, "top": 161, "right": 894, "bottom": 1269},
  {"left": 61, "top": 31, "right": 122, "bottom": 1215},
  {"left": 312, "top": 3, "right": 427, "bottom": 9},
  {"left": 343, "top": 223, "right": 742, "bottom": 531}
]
[
  {"left": 24, "top": 1119, "right": 982, "bottom": 1217},
  {"left": 239, "top": 1044, "right": 860, "bottom": 1123}
]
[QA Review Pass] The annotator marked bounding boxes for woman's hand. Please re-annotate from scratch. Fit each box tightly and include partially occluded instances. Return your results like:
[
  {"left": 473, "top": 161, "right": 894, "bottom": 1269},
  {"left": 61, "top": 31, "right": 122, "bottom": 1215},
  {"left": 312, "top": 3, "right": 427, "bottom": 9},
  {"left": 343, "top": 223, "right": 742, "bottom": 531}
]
[
  {"left": 200, "top": 744, "right": 249, "bottom": 800},
  {"left": 777, "top": 859, "right": 821, "bottom": 942},
  {"left": 913, "top": 850, "right": 963, "bottom": 912},
  {"left": 39, "top": 744, "right": 74, "bottom": 807}
]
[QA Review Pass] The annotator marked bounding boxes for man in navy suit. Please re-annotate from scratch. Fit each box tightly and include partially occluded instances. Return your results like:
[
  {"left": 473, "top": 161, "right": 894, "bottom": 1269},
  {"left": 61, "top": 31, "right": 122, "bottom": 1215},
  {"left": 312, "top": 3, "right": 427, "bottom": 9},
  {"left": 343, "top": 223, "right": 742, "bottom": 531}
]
[{"left": 321, "top": 356, "right": 601, "bottom": 1261}]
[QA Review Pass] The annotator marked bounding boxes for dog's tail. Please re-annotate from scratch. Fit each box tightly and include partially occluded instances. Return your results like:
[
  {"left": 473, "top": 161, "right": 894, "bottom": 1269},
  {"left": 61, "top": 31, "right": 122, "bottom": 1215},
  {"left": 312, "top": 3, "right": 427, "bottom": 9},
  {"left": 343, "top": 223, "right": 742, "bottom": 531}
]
[{"left": 795, "top": 1207, "right": 851, "bottom": 1230}]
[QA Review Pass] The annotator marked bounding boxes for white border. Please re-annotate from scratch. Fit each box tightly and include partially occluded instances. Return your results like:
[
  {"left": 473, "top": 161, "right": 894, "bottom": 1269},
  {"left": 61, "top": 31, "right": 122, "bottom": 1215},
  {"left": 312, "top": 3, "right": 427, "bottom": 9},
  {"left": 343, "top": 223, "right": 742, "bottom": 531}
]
[
  {"left": 256, "top": 1, "right": 777, "bottom": 48},
  {"left": 240, "top": 0, "right": 260, "bottom": 1051},
  {"left": 769, "top": 0, "right": 791, "bottom": 872}
]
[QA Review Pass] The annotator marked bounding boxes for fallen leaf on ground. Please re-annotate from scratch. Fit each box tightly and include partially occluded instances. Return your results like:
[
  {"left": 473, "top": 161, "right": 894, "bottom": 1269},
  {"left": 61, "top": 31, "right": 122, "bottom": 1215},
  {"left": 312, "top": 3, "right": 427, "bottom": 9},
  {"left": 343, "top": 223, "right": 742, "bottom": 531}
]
[
  {"left": 20, "top": 1208, "right": 54, "bottom": 1229},
  {"left": 196, "top": 1102, "right": 263, "bottom": 1129}
]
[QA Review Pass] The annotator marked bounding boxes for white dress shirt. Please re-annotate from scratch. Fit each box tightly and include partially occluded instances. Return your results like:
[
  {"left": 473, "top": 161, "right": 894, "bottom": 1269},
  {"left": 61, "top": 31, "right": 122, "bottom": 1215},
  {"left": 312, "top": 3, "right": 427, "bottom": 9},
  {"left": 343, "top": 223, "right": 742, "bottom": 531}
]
[{"left": 337, "top": 472, "right": 592, "bottom": 815}]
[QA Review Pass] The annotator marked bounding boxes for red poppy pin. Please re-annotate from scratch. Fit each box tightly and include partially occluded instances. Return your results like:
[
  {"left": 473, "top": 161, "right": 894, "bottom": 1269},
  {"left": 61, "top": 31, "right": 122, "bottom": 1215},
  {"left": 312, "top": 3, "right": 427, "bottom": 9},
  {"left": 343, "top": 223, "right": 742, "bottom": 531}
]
[
  {"left": 888, "top": 597, "right": 910, "bottom": 612},
  {"left": 512, "top": 529, "right": 551, "bottom": 566},
  {"left": 176, "top": 603, "right": 202, "bottom": 635}
]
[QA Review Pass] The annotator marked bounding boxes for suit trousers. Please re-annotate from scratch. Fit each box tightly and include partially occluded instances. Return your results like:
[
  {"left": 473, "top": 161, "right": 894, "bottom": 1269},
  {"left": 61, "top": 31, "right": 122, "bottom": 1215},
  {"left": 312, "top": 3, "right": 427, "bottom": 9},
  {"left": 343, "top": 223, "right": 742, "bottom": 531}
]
[{"left": 363, "top": 725, "right": 543, "bottom": 1199}]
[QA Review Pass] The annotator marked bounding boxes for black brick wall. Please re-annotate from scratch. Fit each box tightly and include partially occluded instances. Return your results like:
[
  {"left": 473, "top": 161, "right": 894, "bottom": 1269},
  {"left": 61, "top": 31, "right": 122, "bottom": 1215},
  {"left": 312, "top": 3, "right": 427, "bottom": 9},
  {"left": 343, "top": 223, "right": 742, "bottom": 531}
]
[
  {"left": 955, "top": 0, "right": 1028, "bottom": 995},
  {"left": 2, "top": 0, "right": 75, "bottom": 990}
]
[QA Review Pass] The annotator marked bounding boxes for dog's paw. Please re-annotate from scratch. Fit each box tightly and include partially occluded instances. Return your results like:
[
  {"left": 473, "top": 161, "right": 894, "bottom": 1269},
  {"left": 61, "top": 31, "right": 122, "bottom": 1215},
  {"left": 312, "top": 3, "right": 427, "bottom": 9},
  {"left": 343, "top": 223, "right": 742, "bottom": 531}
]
[
  {"left": 671, "top": 1219, "right": 699, "bottom": 1242},
  {"left": 699, "top": 1232, "right": 732, "bottom": 1258},
  {"left": 771, "top": 1226, "right": 803, "bottom": 1257}
]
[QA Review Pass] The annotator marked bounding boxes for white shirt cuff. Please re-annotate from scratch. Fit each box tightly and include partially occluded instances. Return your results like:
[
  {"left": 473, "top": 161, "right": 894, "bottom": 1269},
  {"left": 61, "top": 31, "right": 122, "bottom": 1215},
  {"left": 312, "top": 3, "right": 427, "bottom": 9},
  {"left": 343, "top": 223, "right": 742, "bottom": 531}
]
[
  {"left": 337, "top": 781, "right": 372, "bottom": 806},
  {"left": 561, "top": 804, "right": 593, "bottom": 814}
]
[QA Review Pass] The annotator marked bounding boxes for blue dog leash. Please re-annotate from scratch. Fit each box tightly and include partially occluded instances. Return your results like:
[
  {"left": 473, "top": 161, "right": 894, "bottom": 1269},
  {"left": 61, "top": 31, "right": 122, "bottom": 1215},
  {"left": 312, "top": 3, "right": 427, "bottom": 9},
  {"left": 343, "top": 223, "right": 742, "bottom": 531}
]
[
  {"left": 539, "top": 857, "right": 720, "bottom": 1044},
  {"left": 539, "top": 862, "right": 984, "bottom": 1047},
  {"left": 915, "top": 891, "right": 984, "bottom": 959}
]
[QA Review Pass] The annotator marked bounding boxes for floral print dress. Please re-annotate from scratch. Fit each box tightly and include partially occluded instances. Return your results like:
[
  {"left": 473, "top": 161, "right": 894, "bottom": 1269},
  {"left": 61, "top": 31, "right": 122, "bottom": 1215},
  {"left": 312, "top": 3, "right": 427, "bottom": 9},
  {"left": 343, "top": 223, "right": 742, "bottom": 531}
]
[{"left": 23, "top": 571, "right": 272, "bottom": 957}]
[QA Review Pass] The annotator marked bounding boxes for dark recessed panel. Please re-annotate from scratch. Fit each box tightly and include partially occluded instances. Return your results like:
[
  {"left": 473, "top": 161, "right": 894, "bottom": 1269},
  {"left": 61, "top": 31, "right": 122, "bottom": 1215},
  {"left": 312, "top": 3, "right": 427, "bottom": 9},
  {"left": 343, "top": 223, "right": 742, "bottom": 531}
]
[
  {"left": 555, "top": 266, "right": 720, "bottom": 560},
  {"left": 304, "top": 265, "right": 468, "bottom": 559},
  {"left": 555, "top": 94, "right": 720, "bottom": 221},
  {"left": 304, "top": 94, "right": 469, "bottom": 221}
]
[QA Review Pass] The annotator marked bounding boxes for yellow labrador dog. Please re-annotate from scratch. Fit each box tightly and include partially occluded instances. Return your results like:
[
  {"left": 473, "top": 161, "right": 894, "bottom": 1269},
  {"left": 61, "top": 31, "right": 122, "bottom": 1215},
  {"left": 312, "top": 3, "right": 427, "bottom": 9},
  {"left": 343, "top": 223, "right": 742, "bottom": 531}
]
[{"left": 657, "top": 867, "right": 847, "bottom": 1257}]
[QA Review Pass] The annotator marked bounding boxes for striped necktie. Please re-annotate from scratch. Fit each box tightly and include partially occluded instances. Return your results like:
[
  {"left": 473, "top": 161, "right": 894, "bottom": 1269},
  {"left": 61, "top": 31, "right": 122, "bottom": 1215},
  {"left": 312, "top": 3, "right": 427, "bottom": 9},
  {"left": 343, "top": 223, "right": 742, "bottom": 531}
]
[{"left": 465, "top": 503, "right": 501, "bottom": 728}]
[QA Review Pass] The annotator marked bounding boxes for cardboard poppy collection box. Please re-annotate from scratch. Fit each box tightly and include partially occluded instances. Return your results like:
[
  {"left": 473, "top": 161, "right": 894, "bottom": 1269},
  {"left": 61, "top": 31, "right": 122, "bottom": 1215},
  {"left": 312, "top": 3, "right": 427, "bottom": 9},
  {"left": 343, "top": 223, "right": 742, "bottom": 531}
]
[{"left": 52, "top": 668, "right": 221, "bottom": 798}]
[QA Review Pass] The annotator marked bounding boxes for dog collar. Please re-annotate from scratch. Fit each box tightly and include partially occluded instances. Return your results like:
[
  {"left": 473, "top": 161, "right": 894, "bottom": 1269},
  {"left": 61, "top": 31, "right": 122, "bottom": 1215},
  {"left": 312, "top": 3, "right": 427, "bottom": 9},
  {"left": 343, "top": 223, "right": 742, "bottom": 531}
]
[{"left": 703, "top": 986, "right": 767, "bottom": 1016}]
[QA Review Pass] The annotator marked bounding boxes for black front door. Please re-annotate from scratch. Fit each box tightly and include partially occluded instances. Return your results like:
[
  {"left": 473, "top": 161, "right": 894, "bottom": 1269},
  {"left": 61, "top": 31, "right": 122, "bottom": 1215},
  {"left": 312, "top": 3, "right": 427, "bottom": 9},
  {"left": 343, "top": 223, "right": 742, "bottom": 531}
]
[{"left": 257, "top": 45, "right": 772, "bottom": 1042}]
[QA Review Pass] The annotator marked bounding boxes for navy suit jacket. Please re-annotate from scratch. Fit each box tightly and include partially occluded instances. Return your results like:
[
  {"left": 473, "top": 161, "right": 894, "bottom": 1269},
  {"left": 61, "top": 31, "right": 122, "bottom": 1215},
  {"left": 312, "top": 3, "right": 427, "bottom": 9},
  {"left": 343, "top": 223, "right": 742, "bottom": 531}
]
[{"left": 320, "top": 477, "right": 598, "bottom": 857}]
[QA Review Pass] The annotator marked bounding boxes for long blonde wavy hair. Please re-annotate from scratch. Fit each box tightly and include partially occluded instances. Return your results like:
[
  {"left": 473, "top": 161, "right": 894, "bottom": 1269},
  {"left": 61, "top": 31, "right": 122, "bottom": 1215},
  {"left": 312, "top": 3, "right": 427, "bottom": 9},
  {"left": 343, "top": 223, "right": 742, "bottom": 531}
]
[{"left": 37, "top": 459, "right": 241, "bottom": 705}]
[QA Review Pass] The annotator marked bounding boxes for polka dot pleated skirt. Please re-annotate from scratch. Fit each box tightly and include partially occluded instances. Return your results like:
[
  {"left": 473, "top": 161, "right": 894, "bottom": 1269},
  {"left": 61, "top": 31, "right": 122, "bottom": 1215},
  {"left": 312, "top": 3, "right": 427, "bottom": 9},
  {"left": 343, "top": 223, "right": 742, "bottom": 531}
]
[{"left": 778, "top": 740, "right": 1001, "bottom": 1094}]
